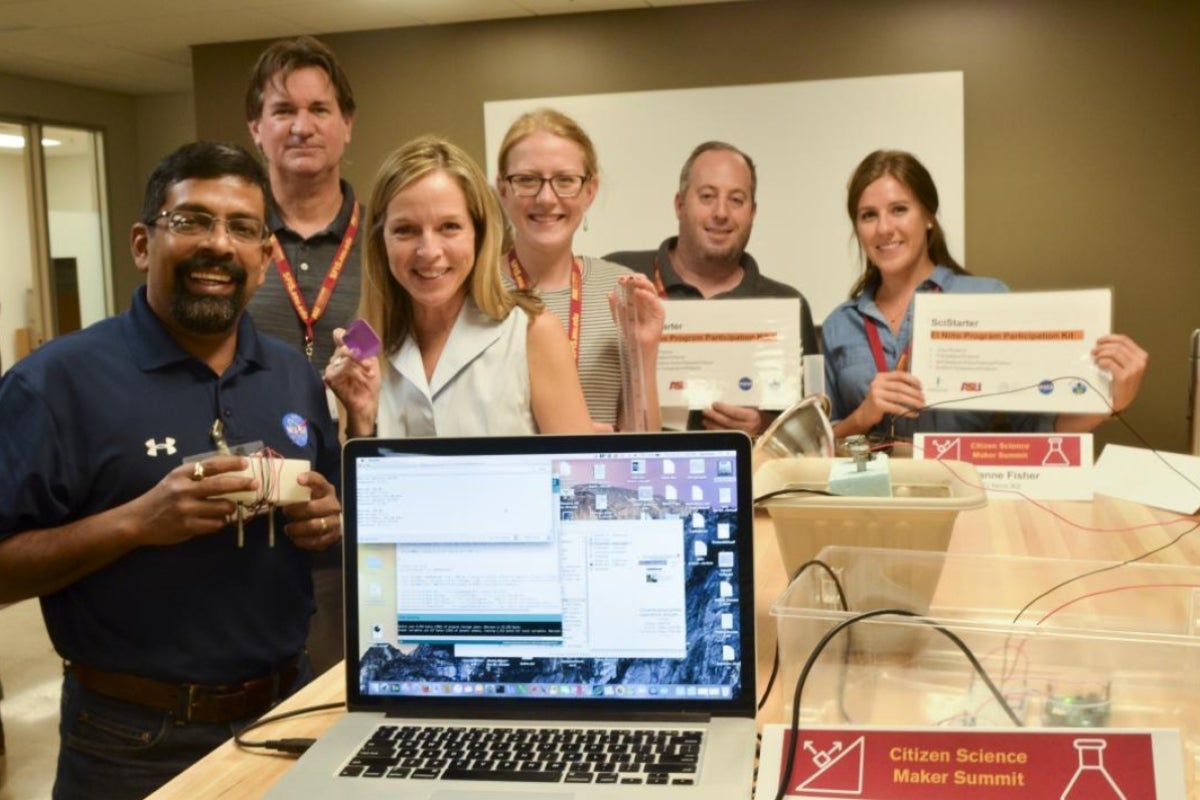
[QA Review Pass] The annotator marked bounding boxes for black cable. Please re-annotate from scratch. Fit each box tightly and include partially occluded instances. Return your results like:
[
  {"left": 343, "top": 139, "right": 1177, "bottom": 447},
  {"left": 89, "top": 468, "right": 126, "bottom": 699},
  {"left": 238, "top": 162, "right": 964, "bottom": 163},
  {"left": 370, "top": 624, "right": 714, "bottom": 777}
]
[
  {"left": 234, "top": 701, "right": 345, "bottom": 756},
  {"left": 773, "top": 608, "right": 1021, "bottom": 800},
  {"left": 883, "top": 374, "right": 1128, "bottom": 442},
  {"left": 756, "top": 560, "right": 848, "bottom": 713},
  {"left": 979, "top": 376, "right": 1200, "bottom": 623},
  {"left": 753, "top": 487, "right": 837, "bottom": 504},
  {"left": 1011, "top": 518, "right": 1200, "bottom": 625},
  {"left": 875, "top": 372, "right": 1200, "bottom": 625},
  {"left": 913, "top": 373, "right": 1123, "bottom": 418}
]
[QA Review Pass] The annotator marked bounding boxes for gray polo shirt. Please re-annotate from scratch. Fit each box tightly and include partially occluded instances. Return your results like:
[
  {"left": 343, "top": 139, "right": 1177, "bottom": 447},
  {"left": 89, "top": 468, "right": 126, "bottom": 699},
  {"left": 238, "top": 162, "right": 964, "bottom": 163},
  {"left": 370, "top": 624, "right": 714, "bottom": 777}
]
[
  {"left": 605, "top": 236, "right": 818, "bottom": 354},
  {"left": 246, "top": 180, "right": 363, "bottom": 372}
]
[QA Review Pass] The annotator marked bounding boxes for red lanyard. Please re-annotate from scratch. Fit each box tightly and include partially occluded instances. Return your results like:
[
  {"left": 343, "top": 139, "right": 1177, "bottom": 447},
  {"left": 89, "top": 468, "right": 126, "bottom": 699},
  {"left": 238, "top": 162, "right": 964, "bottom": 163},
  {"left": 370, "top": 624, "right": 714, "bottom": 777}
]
[
  {"left": 507, "top": 250, "right": 583, "bottom": 365},
  {"left": 864, "top": 317, "right": 905, "bottom": 373},
  {"left": 269, "top": 201, "right": 361, "bottom": 360},
  {"left": 862, "top": 285, "right": 940, "bottom": 373},
  {"left": 651, "top": 256, "right": 668, "bottom": 298}
]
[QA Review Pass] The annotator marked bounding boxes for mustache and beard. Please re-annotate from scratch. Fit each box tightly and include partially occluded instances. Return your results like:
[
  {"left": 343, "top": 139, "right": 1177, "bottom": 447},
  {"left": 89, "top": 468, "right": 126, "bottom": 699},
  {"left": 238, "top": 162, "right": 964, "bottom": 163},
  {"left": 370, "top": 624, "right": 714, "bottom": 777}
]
[{"left": 169, "top": 253, "right": 249, "bottom": 334}]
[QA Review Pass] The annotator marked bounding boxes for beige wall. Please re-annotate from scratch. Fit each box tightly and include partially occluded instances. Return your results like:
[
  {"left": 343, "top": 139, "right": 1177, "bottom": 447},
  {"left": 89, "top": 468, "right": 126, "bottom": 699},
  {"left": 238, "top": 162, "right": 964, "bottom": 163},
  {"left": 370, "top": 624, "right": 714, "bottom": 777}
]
[
  {"left": 195, "top": 0, "right": 1195, "bottom": 450},
  {"left": 135, "top": 92, "right": 198, "bottom": 184}
]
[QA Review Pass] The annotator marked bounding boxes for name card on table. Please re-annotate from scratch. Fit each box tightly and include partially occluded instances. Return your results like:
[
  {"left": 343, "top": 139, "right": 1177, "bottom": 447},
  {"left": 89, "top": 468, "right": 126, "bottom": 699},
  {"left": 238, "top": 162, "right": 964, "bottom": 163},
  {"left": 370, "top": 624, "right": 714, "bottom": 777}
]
[
  {"left": 911, "top": 289, "right": 1112, "bottom": 415},
  {"left": 657, "top": 297, "right": 801, "bottom": 411},
  {"left": 913, "top": 432, "right": 1093, "bottom": 500},
  {"left": 756, "top": 726, "right": 1183, "bottom": 799}
]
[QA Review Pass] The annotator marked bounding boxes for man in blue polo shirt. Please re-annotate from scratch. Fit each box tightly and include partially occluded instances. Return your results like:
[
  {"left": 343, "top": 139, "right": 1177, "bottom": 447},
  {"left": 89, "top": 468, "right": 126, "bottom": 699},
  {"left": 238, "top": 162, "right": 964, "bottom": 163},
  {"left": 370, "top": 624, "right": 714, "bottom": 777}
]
[{"left": 0, "top": 141, "right": 342, "bottom": 800}]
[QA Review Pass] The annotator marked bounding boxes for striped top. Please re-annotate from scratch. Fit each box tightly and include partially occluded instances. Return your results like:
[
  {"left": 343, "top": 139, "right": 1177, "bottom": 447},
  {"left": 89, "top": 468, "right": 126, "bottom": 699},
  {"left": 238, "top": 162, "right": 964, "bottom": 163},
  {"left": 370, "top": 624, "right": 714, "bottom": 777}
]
[{"left": 505, "top": 256, "right": 632, "bottom": 426}]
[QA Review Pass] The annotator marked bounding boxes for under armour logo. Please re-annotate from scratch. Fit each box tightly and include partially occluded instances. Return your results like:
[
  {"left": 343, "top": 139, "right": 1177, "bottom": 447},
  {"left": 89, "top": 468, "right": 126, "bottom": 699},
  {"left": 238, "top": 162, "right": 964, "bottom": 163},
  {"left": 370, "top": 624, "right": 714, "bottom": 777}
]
[{"left": 145, "top": 437, "right": 177, "bottom": 456}]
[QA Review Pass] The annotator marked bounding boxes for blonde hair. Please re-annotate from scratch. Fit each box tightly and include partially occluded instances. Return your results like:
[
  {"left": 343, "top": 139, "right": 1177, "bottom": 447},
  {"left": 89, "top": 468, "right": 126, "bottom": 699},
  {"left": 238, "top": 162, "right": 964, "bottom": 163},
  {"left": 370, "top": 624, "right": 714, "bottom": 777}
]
[
  {"left": 496, "top": 108, "right": 599, "bottom": 179},
  {"left": 358, "top": 135, "right": 541, "bottom": 354}
]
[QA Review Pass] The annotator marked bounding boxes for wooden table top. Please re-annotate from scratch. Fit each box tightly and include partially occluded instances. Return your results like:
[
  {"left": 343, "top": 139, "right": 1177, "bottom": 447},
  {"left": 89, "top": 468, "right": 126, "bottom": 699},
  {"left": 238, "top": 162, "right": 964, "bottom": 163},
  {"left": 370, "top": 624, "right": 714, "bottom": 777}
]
[{"left": 147, "top": 495, "right": 1200, "bottom": 799}]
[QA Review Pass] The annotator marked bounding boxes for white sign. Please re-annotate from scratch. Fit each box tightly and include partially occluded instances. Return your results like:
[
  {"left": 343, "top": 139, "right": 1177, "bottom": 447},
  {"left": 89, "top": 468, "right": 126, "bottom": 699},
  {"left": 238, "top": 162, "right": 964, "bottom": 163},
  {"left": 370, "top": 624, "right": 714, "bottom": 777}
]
[
  {"left": 755, "top": 725, "right": 1184, "bottom": 800},
  {"left": 911, "top": 289, "right": 1112, "bottom": 414},
  {"left": 657, "top": 298, "right": 801, "bottom": 410},
  {"left": 483, "top": 71, "right": 965, "bottom": 322}
]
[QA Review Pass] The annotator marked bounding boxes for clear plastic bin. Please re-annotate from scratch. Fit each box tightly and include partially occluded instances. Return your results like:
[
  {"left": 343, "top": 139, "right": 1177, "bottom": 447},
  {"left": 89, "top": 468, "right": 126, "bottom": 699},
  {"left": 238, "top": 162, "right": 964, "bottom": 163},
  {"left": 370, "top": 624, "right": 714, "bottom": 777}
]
[
  {"left": 770, "top": 546, "right": 1200, "bottom": 796},
  {"left": 754, "top": 457, "right": 987, "bottom": 576}
]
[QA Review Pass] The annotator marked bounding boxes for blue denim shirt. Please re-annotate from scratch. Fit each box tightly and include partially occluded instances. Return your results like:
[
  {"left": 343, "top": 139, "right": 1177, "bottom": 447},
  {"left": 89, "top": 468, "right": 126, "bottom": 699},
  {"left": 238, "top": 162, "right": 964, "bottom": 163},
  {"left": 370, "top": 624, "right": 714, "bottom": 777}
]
[{"left": 821, "top": 265, "right": 1054, "bottom": 438}]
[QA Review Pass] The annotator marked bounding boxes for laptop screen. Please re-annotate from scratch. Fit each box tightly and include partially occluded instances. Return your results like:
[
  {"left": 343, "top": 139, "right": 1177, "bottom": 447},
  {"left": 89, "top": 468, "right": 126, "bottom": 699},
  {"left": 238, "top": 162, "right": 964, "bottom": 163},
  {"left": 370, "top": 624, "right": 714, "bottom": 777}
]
[{"left": 341, "top": 432, "right": 756, "bottom": 718}]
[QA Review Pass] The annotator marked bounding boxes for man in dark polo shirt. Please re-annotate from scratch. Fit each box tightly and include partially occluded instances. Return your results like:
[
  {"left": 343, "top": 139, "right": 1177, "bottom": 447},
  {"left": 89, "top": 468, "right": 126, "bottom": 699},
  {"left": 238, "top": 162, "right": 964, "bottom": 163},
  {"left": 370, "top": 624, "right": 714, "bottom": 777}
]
[
  {"left": 607, "top": 141, "right": 818, "bottom": 436},
  {"left": 244, "top": 35, "right": 359, "bottom": 674},
  {"left": 0, "top": 141, "right": 342, "bottom": 800}
]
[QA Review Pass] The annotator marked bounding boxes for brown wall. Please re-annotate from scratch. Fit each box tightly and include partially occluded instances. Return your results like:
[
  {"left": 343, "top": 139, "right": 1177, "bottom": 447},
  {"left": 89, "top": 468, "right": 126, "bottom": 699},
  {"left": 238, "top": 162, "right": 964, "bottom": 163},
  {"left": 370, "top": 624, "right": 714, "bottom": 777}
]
[{"left": 193, "top": 0, "right": 1200, "bottom": 451}]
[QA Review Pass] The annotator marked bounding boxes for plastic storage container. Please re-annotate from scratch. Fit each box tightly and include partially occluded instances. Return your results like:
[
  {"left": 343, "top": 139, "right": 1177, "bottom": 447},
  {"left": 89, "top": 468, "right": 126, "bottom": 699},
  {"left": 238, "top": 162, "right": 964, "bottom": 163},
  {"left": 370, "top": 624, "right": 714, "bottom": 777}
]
[
  {"left": 754, "top": 457, "right": 987, "bottom": 577},
  {"left": 770, "top": 546, "right": 1200, "bottom": 795}
]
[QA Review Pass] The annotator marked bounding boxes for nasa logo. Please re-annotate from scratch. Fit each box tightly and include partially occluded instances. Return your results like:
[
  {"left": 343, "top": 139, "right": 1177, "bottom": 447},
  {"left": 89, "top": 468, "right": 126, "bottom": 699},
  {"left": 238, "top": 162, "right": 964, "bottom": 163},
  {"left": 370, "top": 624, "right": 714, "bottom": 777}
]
[
  {"left": 1038, "top": 380, "right": 1055, "bottom": 395},
  {"left": 738, "top": 377, "right": 753, "bottom": 391},
  {"left": 283, "top": 412, "right": 309, "bottom": 447}
]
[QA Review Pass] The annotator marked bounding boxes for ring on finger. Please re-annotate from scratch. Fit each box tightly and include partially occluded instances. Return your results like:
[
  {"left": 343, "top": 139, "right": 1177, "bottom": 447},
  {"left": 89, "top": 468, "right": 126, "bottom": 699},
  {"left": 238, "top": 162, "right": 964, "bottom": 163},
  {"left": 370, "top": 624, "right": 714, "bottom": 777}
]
[{"left": 191, "top": 462, "right": 205, "bottom": 482}]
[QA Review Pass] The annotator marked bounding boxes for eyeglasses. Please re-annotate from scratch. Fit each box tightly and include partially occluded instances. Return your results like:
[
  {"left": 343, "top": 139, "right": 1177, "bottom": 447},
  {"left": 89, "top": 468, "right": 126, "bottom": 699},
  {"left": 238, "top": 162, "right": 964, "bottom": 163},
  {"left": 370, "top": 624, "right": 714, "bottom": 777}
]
[
  {"left": 504, "top": 173, "right": 590, "bottom": 198},
  {"left": 151, "top": 209, "right": 269, "bottom": 245}
]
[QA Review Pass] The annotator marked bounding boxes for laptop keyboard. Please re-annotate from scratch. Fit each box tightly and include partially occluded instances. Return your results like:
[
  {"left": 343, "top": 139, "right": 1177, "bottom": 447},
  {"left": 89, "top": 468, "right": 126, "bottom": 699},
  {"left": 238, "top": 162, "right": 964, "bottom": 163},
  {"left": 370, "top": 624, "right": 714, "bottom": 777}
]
[{"left": 337, "top": 724, "right": 704, "bottom": 786}]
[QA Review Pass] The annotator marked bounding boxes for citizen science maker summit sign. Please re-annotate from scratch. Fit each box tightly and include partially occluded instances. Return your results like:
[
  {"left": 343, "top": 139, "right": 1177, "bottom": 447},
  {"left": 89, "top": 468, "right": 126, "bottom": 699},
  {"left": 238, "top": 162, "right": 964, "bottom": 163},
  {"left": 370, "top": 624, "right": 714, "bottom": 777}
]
[
  {"left": 913, "top": 432, "right": 1093, "bottom": 500},
  {"left": 755, "top": 726, "right": 1183, "bottom": 799}
]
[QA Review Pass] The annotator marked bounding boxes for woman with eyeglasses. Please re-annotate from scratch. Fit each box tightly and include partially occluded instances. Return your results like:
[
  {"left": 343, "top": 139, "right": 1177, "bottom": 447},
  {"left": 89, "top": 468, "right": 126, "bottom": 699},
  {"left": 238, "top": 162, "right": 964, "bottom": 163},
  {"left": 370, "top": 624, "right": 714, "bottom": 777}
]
[
  {"left": 323, "top": 135, "right": 593, "bottom": 437},
  {"left": 496, "top": 109, "right": 663, "bottom": 431}
]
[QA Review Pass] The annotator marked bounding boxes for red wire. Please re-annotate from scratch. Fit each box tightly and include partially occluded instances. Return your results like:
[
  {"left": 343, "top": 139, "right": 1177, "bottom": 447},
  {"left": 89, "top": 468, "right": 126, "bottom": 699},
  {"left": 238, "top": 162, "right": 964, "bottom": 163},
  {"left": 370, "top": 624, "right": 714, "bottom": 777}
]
[
  {"left": 929, "top": 456, "right": 1200, "bottom": 533},
  {"left": 1034, "top": 583, "right": 1200, "bottom": 626}
]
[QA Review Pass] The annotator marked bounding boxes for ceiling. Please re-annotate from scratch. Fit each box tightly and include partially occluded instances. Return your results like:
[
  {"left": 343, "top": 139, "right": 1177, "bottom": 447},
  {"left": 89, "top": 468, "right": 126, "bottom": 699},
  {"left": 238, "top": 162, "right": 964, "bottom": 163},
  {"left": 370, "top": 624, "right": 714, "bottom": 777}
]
[{"left": 0, "top": 0, "right": 739, "bottom": 96}]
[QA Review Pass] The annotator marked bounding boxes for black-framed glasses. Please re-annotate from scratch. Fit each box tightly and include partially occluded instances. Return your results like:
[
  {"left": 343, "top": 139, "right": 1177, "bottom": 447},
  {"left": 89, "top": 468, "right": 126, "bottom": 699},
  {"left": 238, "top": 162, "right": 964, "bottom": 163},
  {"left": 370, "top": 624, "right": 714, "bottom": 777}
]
[
  {"left": 151, "top": 209, "right": 269, "bottom": 245},
  {"left": 504, "top": 173, "right": 590, "bottom": 198}
]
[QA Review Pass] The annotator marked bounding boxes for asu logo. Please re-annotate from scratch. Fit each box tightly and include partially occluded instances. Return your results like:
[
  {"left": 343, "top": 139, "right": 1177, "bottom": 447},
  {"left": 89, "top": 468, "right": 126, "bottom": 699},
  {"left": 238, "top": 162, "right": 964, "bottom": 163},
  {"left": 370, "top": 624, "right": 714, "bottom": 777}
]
[
  {"left": 669, "top": 380, "right": 686, "bottom": 391},
  {"left": 960, "top": 382, "right": 982, "bottom": 392}
]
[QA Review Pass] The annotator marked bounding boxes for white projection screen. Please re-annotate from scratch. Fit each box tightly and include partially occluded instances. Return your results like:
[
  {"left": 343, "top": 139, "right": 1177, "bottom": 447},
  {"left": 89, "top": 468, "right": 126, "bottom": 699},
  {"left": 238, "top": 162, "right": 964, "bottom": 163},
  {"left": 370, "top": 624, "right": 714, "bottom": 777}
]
[{"left": 483, "top": 71, "right": 963, "bottom": 322}]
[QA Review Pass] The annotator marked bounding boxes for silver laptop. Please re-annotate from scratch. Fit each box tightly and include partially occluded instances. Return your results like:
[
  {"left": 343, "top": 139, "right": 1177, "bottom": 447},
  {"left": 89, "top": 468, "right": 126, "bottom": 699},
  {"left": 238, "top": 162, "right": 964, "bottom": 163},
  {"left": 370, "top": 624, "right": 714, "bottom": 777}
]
[{"left": 267, "top": 432, "right": 757, "bottom": 799}]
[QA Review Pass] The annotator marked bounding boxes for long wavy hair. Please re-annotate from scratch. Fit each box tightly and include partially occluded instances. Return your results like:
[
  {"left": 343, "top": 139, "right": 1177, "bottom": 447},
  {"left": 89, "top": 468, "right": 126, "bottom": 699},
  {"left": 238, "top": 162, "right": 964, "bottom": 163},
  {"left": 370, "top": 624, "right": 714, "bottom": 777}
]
[
  {"left": 358, "top": 135, "right": 541, "bottom": 355},
  {"left": 846, "top": 149, "right": 967, "bottom": 299}
]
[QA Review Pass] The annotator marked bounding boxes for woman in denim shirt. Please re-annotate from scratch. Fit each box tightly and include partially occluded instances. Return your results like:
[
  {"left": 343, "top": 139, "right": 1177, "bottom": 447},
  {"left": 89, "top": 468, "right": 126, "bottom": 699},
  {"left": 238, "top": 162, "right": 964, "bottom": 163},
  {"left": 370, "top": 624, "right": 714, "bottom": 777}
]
[{"left": 822, "top": 150, "right": 1147, "bottom": 441}]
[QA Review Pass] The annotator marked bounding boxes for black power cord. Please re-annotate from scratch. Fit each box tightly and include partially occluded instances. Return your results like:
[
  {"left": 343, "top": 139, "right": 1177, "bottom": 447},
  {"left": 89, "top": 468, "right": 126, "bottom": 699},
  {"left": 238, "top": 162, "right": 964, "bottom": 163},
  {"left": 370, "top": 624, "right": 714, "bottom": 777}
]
[
  {"left": 756, "top": 559, "right": 848, "bottom": 713},
  {"left": 773, "top": 608, "right": 1021, "bottom": 800},
  {"left": 753, "top": 487, "right": 837, "bottom": 503},
  {"left": 234, "top": 701, "right": 346, "bottom": 756}
]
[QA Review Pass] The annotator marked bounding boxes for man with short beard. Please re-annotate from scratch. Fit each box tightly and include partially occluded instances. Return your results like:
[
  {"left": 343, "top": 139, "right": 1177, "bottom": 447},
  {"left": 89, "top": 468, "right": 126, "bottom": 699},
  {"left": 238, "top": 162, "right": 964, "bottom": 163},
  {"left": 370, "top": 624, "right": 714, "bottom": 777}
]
[
  {"left": 607, "top": 141, "right": 818, "bottom": 436},
  {"left": 0, "top": 141, "right": 342, "bottom": 800}
]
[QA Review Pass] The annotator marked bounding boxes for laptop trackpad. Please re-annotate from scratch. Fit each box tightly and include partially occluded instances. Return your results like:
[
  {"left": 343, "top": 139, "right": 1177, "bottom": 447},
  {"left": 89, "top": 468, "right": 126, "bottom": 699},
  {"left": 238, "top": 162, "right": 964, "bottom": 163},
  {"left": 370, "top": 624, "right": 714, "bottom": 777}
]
[{"left": 432, "top": 793, "right": 573, "bottom": 799}]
